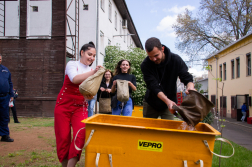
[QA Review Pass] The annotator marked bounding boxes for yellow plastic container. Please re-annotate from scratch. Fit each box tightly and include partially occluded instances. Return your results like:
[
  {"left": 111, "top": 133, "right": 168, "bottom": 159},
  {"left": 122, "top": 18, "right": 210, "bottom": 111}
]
[
  {"left": 131, "top": 105, "right": 143, "bottom": 117},
  {"left": 82, "top": 114, "right": 220, "bottom": 167}
]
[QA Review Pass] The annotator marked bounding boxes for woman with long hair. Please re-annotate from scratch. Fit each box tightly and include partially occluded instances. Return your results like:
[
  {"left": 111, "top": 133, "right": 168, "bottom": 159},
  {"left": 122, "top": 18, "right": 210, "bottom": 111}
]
[
  {"left": 54, "top": 42, "right": 101, "bottom": 167},
  {"left": 111, "top": 59, "right": 137, "bottom": 116},
  {"left": 97, "top": 69, "right": 113, "bottom": 113}
]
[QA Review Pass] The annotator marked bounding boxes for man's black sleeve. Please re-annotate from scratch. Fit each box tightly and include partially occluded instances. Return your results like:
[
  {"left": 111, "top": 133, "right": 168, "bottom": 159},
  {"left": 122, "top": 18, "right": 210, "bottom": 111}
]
[{"left": 141, "top": 61, "right": 162, "bottom": 96}]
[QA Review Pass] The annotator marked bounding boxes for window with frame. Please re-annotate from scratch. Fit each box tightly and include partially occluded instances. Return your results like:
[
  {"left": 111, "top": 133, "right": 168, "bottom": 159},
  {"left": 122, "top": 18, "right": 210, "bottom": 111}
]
[
  {"left": 219, "top": 64, "right": 222, "bottom": 81},
  {"left": 27, "top": 0, "right": 52, "bottom": 39},
  {"left": 223, "top": 62, "right": 226, "bottom": 80},
  {"left": 120, "top": 20, "right": 122, "bottom": 37},
  {"left": 83, "top": 4, "right": 88, "bottom": 10},
  {"left": 108, "top": 0, "right": 112, "bottom": 22},
  {"left": 100, "top": 31, "right": 104, "bottom": 54},
  {"left": 236, "top": 57, "right": 240, "bottom": 78},
  {"left": 247, "top": 53, "right": 251, "bottom": 76},
  {"left": 124, "top": 30, "right": 126, "bottom": 43},
  {"left": 209, "top": 65, "right": 212, "bottom": 71},
  {"left": 0, "top": 0, "right": 20, "bottom": 39},
  {"left": 114, "top": 11, "right": 117, "bottom": 30},
  {"left": 100, "top": 0, "right": 105, "bottom": 11},
  {"left": 231, "top": 59, "right": 235, "bottom": 79}
]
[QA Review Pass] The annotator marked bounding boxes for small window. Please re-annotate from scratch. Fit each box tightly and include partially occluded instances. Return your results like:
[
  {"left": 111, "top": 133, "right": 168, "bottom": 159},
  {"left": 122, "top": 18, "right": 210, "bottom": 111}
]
[
  {"left": 114, "top": 11, "right": 117, "bottom": 30},
  {"left": 0, "top": 0, "right": 20, "bottom": 39},
  {"left": 209, "top": 65, "right": 212, "bottom": 71},
  {"left": 100, "top": 31, "right": 104, "bottom": 37},
  {"left": 231, "top": 59, "right": 235, "bottom": 79},
  {"left": 124, "top": 30, "right": 126, "bottom": 43},
  {"left": 100, "top": 0, "right": 105, "bottom": 11},
  {"left": 219, "top": 64, "right": 222, "bottom": 81},
  {"left": 120, "top": 20, "right": 122, "bottom": 37},
  {"left": 83, "top": 4, "right": 88, "bottom": 10},
  {"left": 32, "top": 6, "right": 38, "bottom": 12},
  {"left": 247, "top": 53, "right": 251, "bottom": 76},
  {"left": 223, "top": 63, "right": 226, "bottom": 80},
  {"left": 100, "top": 31, "right": 104, "bottom": 54},
  {"left": 108, "top": 1, "right": 112, "bottom": 22},
  {"left": 108, "top": 39, "right": 111, "bottom": 45},
  {"left": 27, "top": 0, "right": 52, "bottom": 39},
  {"left": 129, "top": 37, "right": 134, "bottom": 47},
  {"left": 236, "top": 57, "right": 240, "bottom": 78}
]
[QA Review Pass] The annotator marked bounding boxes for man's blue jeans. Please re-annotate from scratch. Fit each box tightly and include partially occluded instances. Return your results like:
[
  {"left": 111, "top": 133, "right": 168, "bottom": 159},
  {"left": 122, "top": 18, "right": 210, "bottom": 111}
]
[{"left": 112, "top": 98, "right": 133, "bottom": 116}]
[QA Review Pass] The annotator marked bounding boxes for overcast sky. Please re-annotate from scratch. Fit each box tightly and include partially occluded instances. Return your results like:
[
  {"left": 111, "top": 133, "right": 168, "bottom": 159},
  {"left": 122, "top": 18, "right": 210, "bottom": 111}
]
[{"left": 125, "top": 0, "right": 208, "bottom": 77}]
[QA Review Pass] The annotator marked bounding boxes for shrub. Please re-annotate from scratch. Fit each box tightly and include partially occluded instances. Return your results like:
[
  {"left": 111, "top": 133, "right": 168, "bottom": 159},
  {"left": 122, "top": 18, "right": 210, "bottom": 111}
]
[{"left": 104, "top": 46, "right": 147, "bottom": 105}]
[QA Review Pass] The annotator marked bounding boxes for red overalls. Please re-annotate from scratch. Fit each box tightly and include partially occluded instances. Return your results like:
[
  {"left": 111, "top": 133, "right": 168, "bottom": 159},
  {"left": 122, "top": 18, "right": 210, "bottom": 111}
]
[{"left": 54, "top": 75, "right": 88, "bottom": 162}]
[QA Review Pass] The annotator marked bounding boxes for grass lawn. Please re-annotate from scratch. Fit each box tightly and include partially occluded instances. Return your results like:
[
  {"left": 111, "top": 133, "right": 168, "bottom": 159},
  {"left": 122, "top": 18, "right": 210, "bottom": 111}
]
[
  {"left": 212, "top": 136, "right": 252, "bottom": 167},
  {"left": 1, "top": 117, "right": 251, "bottom": 167},
  {"left": 0, "top": 117, "right": 85, "bottom": 167}
]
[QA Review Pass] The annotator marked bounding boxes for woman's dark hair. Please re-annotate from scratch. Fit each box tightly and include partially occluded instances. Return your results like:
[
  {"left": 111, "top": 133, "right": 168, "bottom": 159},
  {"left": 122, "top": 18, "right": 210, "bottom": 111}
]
[
  {"left": 102, "top": 69, "right": 113, "bottom": 84},
  {"left": 114, "top": 59, "right": 131, "bottom": 75},
  {"left": 145, "top": 37, "right": 162, "bottom": 52},
  {"left": 80, "top": 41, "right": 96, "bottom": 66}
]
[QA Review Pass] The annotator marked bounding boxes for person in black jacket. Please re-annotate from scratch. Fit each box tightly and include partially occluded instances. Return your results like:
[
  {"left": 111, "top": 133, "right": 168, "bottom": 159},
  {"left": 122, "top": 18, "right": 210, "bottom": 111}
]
[
  {"left": 97, "top": 69, "right": 113, "bottom": 113},
  {"left": 141, "top": 37, "right": 195, "bottom": 120},
  {"left": 9, "top": 88, "right": 20, "bottom": 123}
]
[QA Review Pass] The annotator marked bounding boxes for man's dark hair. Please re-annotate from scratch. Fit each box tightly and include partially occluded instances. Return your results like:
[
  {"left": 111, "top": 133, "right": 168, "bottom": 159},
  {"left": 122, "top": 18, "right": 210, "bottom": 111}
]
[{"left": 145, "top": 37, "right": 162, "bottom": 52}]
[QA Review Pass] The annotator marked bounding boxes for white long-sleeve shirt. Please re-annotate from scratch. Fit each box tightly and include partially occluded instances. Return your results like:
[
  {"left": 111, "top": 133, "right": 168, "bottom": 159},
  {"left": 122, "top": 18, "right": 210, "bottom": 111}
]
[{"left": 65, "top": 61, "right": 92, "bottom": 83}]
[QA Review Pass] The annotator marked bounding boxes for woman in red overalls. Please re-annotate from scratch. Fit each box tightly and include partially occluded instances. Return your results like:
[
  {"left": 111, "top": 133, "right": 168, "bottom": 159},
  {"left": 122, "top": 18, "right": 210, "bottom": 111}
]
[{"left": 54, "top": 42, "right": 101, "bottom": 167}]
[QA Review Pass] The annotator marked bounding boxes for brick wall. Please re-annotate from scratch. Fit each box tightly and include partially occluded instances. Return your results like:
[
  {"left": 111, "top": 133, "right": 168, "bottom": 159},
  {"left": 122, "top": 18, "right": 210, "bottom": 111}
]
[{"left": 0, "top": 0, "right": 66, "bottom": 117}]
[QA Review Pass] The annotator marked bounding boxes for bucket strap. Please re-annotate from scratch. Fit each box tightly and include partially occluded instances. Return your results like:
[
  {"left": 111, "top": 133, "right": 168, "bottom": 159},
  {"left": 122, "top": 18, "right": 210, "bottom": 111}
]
[
  {"left": 74, "top": 128, "right": 95, "bottom": 151},
  {"left": 203, "top": 138, "right": 235, "bottom": 158},
  {"left": 95, "top": 153, "right": 113, "bottom": 167},
  {"left": 183, "top": 160, "right": 188, "bottom": 167},
  {"left": 195, "top": 160, "right": 203, "bottom": 167},
  {"left": 108, "top": 154, "right": 113, "bottom": 167},
  {"left": 84, "top": 129, "right": 95, "bottom": 148},
  {"left": 183, "top": 160, "right": 203, "bottom": 167},
  {"left": 96, "top": 153, "right": 100, "bottom": 167}
]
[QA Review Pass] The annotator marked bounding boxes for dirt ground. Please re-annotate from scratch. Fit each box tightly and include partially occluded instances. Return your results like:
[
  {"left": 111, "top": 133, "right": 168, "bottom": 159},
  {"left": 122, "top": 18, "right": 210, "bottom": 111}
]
[{"left": 0, "top": 118, "right": 85, "bottom": 167}]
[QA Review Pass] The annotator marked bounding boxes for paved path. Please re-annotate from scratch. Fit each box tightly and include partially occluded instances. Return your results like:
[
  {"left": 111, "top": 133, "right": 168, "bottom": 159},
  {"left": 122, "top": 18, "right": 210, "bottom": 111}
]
[{"left": 211, "top": 117, "right": 252, "bottom": 151}]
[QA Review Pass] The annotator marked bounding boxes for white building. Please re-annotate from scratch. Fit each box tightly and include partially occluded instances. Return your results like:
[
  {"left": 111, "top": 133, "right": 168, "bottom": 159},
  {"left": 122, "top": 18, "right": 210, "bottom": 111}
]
[
  {"left": 196, "top": 78, "right": 208, "bottom": 93},
  {"left": 0, "top": 0, "right": 142, "bottom": 116},
  {"left": 66, "top": 0, "right": 143, "bottom": 67}
]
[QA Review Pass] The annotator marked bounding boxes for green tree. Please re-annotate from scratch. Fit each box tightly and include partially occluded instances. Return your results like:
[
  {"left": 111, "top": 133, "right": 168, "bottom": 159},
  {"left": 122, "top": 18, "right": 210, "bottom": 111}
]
[
  {"left": 104, "top": 46, "right": 147, "bottom": 105},
  {"left": 173, "top": 0, "right": 252, "bottom": 60}
]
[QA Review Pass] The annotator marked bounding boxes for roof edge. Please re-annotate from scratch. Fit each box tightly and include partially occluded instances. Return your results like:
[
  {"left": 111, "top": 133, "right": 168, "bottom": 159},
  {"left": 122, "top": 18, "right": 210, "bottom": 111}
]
[{"left": 206, "top": 31, "right": 252, "bottom": 60}]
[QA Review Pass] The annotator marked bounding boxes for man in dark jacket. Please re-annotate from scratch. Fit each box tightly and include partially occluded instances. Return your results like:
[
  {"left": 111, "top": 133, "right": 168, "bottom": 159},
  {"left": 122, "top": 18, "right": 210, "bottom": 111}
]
[
  {"left": 0, "top": 54, "right": 14, "bottom": 142},
  {"left": 141, "top": 37, "right": 195, "bottom": 120}
]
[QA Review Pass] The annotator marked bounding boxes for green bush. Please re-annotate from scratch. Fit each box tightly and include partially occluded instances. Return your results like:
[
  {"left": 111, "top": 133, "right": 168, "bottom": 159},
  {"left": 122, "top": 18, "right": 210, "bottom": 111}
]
[
  {"left": 202, "top": 112, "right": 214, "bottom": 125},
  {"left": 104, "top": 46, "right": 147, "bottom": 105}
]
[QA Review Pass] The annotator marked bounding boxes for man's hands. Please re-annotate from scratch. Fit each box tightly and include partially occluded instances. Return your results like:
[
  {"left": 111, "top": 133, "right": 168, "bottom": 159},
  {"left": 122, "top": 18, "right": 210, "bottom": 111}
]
[
  {"left": 167, "top": 100, "right": 176, "bottom": 114},
  {"left": 185, "top": 82, "right": 196, "bottom": 94},
  {"left": 10, "top": 97, "right": 14, "bottom": 102},
  {"left": 157, "top": 92, "right": 177, "bottom": 114}
]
